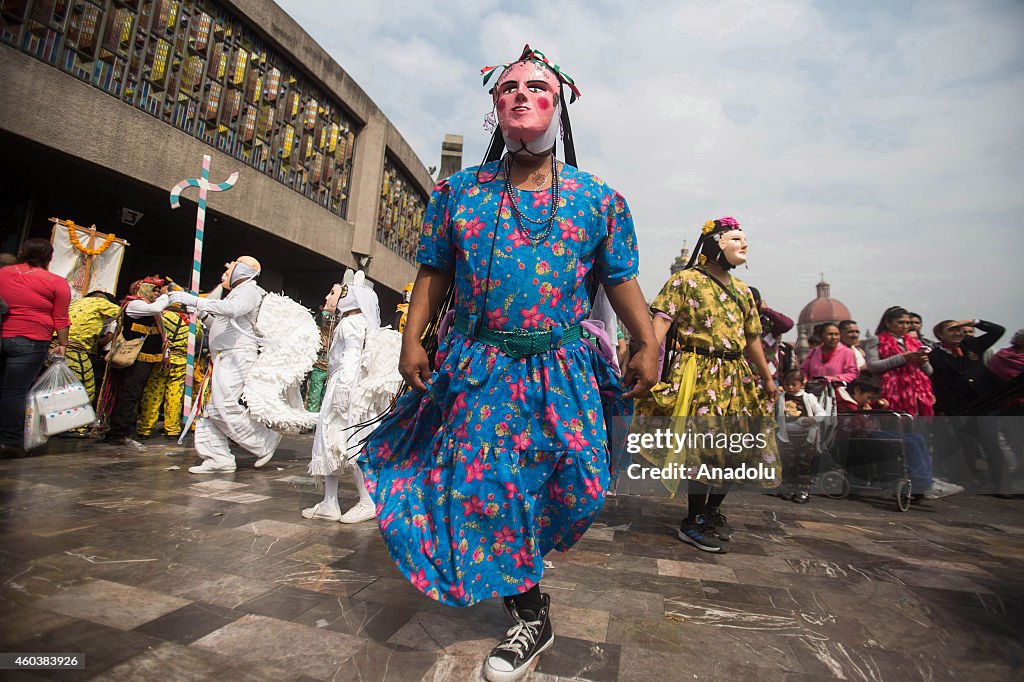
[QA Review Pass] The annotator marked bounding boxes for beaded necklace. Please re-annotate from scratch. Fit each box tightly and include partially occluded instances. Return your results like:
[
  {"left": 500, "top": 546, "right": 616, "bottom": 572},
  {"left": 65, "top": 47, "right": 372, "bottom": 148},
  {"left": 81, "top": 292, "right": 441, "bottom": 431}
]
[{"left": 503, "top": 153, "right": 560, "bottom": 245}]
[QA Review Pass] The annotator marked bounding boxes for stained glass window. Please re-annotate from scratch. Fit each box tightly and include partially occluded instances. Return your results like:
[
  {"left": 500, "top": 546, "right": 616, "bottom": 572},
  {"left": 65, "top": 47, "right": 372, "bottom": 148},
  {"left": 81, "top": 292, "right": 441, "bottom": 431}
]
[
  {"left": 1, "top": 0, "right": 357, "bottom": 219},
  {"left": 377, "top": 155, "right": 427, "bottom": 264}
]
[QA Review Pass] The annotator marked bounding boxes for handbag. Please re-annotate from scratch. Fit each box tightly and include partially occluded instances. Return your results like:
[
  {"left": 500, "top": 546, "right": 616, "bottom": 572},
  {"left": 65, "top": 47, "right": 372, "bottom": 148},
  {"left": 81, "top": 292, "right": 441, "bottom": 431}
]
[
  {"left": 105, "top": 333, "right": 144, "bottom": 368},
  {"left": 104, "top": 307, "right": 144, "bottom": 368}
]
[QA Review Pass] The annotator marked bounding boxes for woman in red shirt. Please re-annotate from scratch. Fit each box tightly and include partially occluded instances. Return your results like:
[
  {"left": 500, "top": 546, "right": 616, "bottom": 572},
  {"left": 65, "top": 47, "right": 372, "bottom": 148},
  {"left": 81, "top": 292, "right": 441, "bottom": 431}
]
[{"left": 0, "top": 239, "right": 71, "bottom": 453}]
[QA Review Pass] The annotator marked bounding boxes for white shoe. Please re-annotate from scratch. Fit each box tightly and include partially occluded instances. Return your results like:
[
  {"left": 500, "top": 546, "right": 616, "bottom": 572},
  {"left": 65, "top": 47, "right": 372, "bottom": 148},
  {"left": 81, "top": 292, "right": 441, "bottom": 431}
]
[
  {"left": 339, "top": 500, "right": 376, "bottom": 524},
  {"left": 302, "top": 502, "right": 341, "bottom": 521},
  {"left": 922, "top": 479, "right": 965, "bottom": 500},
  {"left": 189, "top": 462, "right": 237, "bottom": 474},
  {"left": 254, "top": 452, "right": 275, "bottom": 468}
]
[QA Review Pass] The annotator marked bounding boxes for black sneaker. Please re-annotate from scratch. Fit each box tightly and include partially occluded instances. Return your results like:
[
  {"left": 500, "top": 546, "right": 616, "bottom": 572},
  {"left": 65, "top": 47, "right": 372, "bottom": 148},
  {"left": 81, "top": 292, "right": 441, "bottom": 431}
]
[
  {"left": 500, "top": 595, "right": 517, "bottom": 621},
  {"left": 104, "top": 435, "right": 129, "bottom": 446},
  {"left": 677, "top": 515, "right": 728, "bottom": 553},
  {"left": 483, "top": 593, "right": 554, "bottom": 682},
  {"left": 704, "top": 508, "right": 732, "bottom": 542}
]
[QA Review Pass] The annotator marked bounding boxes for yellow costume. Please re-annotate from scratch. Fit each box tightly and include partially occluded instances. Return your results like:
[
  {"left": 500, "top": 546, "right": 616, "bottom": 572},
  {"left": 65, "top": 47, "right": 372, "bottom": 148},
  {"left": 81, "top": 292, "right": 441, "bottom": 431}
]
[
  {"left": 632, "top": 268, "right": 779, "bottom": 492},
  {"left": 65, "top": 296, "right": 122, "bottom": 401},
  {"left": 137, "top": 311, "right": 197, "bottom": 437},
  {"left": 394, "top": 281, "right": 414, "bottom": 332}
]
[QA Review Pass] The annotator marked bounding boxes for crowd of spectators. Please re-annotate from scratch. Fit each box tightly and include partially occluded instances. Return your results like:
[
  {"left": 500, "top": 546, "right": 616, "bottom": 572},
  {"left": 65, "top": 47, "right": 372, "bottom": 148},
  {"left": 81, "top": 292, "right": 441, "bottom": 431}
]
[
  {"left": 769, "top": 300, "right": 1021, "bottom": 499},
  {"left": 0, "top": 246, "right": 187, "bottom": 457}
]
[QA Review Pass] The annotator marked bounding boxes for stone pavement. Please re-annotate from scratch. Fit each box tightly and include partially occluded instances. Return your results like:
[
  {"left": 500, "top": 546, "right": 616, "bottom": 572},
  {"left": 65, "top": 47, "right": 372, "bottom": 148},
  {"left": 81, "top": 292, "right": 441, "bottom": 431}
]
[{"left": 1, "top": 435, "right": 1022, "bottom": 681}]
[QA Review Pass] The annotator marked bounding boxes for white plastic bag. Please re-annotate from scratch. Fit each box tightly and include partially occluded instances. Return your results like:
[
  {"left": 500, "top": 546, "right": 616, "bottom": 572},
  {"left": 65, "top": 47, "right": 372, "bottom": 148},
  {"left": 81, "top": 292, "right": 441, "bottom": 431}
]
[
  {"left": 24, "top": 359, "right": 95, "bottom": 449},
  {"left": 24, "top": 395, "right": 46, "bottom": 450}
]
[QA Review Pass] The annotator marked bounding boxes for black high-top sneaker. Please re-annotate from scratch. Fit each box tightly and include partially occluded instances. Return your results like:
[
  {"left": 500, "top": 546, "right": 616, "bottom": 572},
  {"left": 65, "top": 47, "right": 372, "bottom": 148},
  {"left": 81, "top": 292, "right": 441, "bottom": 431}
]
[
  {"left": 483, "top": 593, "right": 554, "bottom": 682},
  {"left": 501, "top": 595, "right": 517, "bottom": 621}
]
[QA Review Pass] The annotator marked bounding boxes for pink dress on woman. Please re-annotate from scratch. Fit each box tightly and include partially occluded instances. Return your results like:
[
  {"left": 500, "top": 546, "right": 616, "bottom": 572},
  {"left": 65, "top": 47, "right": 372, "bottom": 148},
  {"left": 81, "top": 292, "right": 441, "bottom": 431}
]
[{"left": 801, "top": 344, "right": 859, "bottom": 383}]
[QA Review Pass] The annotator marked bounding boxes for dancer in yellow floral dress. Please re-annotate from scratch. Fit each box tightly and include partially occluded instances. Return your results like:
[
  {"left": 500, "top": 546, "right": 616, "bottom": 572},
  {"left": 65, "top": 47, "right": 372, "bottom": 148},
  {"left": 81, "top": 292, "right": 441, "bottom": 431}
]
[{"left": 633, "top": 217, "right": 779, "bottom": 553}]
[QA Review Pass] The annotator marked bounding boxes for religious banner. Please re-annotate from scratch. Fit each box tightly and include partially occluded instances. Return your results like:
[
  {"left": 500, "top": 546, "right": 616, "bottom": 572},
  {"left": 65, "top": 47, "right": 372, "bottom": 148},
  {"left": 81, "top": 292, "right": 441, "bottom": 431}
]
[{"left": 47, "top": 218, "right": 129, "bottom": 300}]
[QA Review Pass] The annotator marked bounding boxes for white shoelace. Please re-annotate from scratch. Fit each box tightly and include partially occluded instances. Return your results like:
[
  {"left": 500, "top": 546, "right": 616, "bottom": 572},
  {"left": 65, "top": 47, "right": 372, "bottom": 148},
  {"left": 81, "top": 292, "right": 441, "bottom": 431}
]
[{"left": 495, "top": 618, "right": 541, "bottom": 658}]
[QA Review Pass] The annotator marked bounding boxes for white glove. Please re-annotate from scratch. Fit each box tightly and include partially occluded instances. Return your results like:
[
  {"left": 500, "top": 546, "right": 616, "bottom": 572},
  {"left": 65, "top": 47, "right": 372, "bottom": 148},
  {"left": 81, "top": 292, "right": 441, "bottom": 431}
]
[{"left": 170, "top": 291, "right": 200, "bottom": 308}]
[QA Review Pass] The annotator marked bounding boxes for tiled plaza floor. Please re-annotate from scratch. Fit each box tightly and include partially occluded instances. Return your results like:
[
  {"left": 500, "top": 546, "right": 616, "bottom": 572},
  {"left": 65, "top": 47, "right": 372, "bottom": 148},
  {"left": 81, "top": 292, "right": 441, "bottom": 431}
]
[{"left": 1, "top": 435, "right": 1022, "bottom": 681}]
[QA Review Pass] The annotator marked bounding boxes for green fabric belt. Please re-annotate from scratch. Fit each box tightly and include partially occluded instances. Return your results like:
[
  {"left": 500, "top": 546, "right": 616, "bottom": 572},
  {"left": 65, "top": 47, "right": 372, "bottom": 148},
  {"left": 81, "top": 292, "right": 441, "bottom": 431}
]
[{"left": 454, "top": 316, "right": 583, "bottom": 359}]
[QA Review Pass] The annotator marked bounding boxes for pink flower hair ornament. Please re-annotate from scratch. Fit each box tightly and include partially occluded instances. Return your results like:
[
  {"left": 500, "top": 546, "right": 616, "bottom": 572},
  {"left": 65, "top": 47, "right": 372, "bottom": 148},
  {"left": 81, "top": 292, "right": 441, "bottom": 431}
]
[{"left": 700, "top": 216, "right": 742, "bottom": 237}]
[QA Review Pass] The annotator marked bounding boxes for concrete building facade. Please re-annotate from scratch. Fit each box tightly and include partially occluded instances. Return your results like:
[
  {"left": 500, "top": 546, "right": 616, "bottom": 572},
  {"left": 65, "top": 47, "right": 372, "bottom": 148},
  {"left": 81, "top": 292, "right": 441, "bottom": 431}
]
[{"left": 0, "top": 0, "right": 435, "bottom": 310}]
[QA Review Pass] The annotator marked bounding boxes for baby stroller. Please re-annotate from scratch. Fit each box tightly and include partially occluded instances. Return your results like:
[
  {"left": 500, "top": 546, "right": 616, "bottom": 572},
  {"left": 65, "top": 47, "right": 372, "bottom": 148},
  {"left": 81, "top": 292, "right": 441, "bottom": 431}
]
[
  {"left": 803, "top": 378, "right": 840, "bottom": 453},
  {"left": 776, "top": 378, "right": 839, "bottom": 501},
  {"left": 817, "top": 407, "right": 915, "bottom": 512}
]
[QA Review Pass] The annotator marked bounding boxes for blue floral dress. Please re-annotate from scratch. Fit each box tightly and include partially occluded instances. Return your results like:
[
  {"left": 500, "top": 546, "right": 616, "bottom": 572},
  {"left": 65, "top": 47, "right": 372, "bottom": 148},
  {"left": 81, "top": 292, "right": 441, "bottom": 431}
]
[{"left": 358, "top": 160, "right": 637, "bottom": 606}]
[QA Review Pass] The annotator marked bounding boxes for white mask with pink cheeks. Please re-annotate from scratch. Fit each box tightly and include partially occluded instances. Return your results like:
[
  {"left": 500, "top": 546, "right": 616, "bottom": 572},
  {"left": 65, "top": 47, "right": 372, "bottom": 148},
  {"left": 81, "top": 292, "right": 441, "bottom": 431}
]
[{"left": 493, "top": 60, "right": 562, "bottom": 155}]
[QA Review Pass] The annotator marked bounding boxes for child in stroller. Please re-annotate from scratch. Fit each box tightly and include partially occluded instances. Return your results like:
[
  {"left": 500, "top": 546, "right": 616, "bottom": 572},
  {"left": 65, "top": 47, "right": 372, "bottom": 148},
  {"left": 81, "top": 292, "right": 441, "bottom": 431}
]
[
  {"left": 836, "top": 376, "right": 963, "bottom": 502},
  {"left": 777, "top": 369, "right": 829, "bottom": 503}
]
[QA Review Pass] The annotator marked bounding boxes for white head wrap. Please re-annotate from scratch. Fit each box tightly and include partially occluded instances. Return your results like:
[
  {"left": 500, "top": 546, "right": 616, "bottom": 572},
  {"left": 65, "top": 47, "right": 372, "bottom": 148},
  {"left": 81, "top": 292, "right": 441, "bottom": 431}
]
[
  {"left": 336, "top": 270, "right": 380, "bottom": 328},
  {"left": 230, "top": 262, "right": 260, "bottom": 285}
]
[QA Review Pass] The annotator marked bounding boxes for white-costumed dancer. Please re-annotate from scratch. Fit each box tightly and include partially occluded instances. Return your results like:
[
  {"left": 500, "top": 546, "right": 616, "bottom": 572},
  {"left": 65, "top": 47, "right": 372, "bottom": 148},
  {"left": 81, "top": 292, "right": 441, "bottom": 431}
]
[
  {"left": 303, "top": 271, "right": 402, "bottom": 523},
  {"left": 170, "top": 256, "right": 283, "bottom": 473}
]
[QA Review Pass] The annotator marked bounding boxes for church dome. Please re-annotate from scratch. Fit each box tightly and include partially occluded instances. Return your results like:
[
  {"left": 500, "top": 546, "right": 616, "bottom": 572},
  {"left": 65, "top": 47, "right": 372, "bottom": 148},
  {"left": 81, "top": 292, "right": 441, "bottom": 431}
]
[
  {"left": 670, "top": 242, "right": 691, "bottom": 274},
  {"left": 798, "top": 278, "right": 851, "bottom": 325}
]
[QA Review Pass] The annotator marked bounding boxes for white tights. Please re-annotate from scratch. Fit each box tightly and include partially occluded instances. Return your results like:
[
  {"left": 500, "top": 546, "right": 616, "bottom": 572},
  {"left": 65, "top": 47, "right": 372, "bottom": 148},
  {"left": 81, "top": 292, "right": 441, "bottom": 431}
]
[
  {"left": 320, "top": 467, "right": 371, "bottom": 507},
  {"left": 352, "top": 465, "right": 372, "bottom": 505},
  {"left": 322, "top": 475, "right": 339, "bottom": 507}
]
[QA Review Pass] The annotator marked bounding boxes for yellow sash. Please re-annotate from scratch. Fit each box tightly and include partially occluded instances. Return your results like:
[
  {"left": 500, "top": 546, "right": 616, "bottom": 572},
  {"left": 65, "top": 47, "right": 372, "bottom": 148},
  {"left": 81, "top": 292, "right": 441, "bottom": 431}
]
[{"left": 632, "top": 352, "right": 698, "bottom": 496}]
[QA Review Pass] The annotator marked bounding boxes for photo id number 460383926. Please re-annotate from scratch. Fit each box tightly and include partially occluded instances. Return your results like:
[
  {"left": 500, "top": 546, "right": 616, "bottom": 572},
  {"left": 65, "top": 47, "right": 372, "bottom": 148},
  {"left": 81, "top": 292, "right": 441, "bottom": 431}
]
[{"left": 0, "top": 654, "right": 85, "bottom": 670}]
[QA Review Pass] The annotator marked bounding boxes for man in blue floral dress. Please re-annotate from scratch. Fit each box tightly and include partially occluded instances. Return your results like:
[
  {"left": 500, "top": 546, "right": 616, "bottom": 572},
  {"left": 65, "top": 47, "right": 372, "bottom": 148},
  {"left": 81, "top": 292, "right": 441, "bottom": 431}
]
[{"left": 359, "top": 45, "right": 657, "bottom": 681}]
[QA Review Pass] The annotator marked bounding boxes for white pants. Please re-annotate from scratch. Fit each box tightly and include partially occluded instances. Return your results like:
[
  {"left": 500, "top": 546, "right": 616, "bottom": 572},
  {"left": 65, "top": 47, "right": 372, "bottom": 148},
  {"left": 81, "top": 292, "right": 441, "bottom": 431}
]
[
  {"left": 308, "top": 370, "right": 373, "bottom": 478},
  {"left": 195, "top": 350, "right": 282, "bottom": 467}
]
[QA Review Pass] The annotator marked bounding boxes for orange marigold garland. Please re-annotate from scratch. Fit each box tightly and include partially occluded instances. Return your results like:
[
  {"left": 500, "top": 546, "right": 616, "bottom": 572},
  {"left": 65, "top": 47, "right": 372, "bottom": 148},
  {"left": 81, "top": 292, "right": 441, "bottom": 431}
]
[{"left": 67, "top": 223, "right": 116, "bottom": 256}]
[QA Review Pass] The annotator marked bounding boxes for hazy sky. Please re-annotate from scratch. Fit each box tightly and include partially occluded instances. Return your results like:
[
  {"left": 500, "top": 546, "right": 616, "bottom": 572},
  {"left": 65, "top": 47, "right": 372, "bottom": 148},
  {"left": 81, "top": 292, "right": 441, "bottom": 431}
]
[{"left": 277, "top": 0, "right": 1024, "bottom": 341}]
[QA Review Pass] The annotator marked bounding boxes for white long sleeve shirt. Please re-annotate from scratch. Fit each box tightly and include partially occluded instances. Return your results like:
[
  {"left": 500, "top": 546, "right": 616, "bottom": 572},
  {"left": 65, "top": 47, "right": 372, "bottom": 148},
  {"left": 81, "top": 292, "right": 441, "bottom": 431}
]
[
  {"left": 125, "top": 294, "right": 170, "bottom": 319},
  {"left": 195, "top": 280, "right": 264, "bottom": 354},
  {"left": 329, "top": 314, "right": 368, "bottom": 383}
]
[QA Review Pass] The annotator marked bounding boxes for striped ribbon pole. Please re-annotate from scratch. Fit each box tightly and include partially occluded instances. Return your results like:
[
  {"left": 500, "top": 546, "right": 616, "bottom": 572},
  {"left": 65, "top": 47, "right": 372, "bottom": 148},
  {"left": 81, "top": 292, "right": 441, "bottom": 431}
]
[{"left": 170, "top": 154, "right": 239, "bottom": 421}]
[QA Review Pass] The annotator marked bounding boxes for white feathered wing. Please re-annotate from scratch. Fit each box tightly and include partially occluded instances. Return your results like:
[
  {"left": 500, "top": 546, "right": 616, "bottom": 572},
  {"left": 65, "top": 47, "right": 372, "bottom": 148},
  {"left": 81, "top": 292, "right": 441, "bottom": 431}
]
[{"left": 242, "top": 293, "right": 320, "bottom": 431}]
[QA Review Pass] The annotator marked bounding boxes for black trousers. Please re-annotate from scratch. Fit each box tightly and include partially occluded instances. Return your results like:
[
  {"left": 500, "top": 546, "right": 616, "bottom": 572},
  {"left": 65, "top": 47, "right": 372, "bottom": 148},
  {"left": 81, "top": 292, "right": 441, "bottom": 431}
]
[
  {"left": 0, "top": 336, "right": 50, "bottom": 446},
  {"left": 107, "top": 361, "right": 157, "bottom": 438},
  {"left": 931, "top": 415, "right": 1008, "bottom": 493}
]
